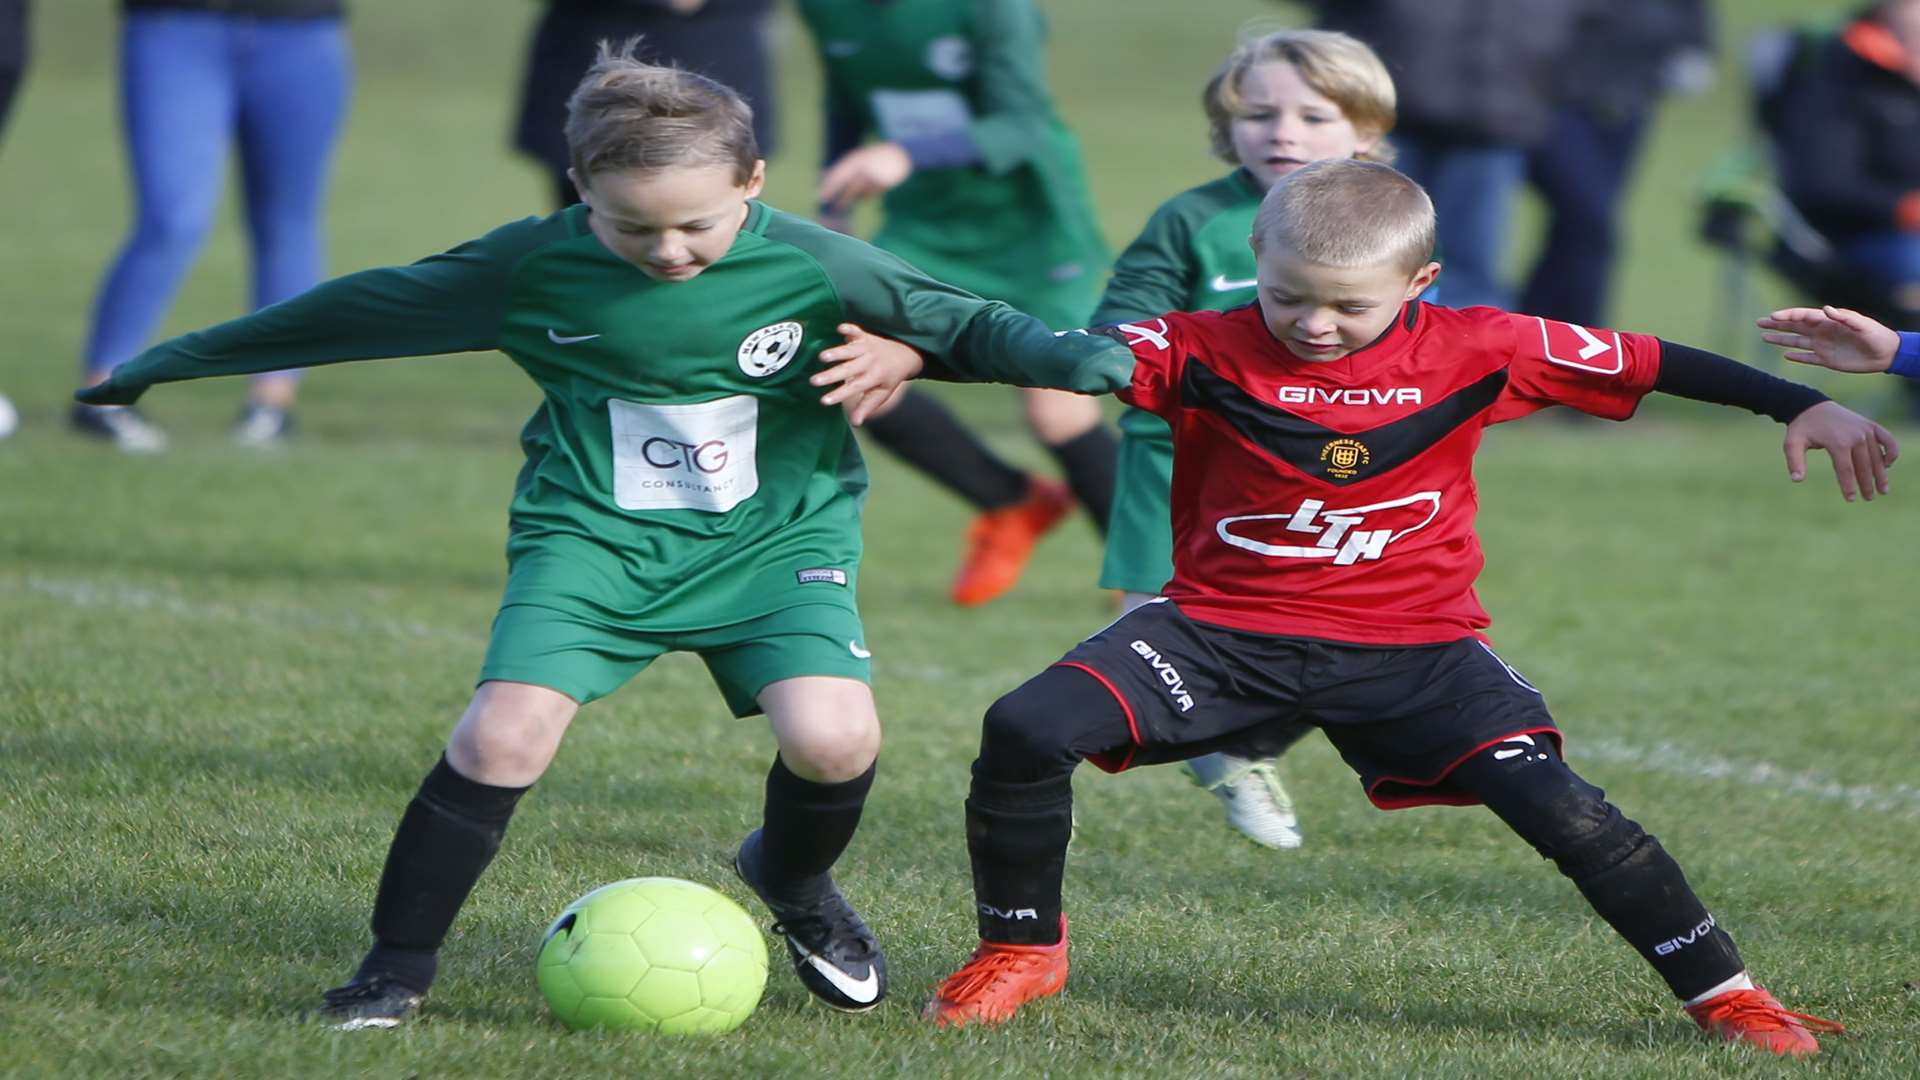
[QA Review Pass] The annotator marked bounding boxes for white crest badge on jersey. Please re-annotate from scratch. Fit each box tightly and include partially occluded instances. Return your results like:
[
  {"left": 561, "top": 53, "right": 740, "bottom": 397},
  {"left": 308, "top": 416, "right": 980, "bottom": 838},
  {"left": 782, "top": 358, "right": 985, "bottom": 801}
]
[
  {"left": 926, "top": 35, "right": 973, "bottom": 80},
  {"left": 738, "top": 321, "right": 804, "bottom": 378},
  {"left": 1536, "top": 317, "right": 1623, "bottom": 375},
  {"left": 608, "top": 395, "right": 759, "bottom": 512}
]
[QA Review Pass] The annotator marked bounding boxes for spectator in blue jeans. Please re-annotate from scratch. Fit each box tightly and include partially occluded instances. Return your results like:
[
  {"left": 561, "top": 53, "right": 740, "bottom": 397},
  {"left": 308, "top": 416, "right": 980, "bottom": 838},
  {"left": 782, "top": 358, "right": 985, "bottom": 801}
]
[
  {"left": 1309, "top": 0, "right": 1585, "bottom": 310},
  {"left": 73, "top": 0, "right": 351, "bottom": 451}
]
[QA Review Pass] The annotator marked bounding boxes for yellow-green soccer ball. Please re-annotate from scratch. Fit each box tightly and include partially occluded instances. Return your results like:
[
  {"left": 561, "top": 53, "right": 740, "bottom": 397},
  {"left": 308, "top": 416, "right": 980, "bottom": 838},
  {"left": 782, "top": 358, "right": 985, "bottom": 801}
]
[{"left": 537, "top": 877, "right": 769, "bottom": 1033}]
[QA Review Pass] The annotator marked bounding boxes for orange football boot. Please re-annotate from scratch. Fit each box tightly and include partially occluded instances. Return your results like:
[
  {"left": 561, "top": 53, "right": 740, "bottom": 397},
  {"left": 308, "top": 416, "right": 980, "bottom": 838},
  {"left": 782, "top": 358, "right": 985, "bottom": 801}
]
[
  {"left": 1684, "top": 986, "right": 1844, "bottom": 1056},
  {"left": 923, "top": 918, "right": 1069, "bottom": 1028},
  {"left": 949, "top": 477, "right": 1075, "bottom": 607}
]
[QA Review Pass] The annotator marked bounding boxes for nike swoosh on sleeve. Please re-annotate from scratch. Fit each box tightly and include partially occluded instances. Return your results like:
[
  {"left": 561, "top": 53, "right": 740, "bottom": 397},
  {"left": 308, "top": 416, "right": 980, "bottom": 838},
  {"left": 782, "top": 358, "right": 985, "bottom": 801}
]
[
  {"left": 547, "top": 330, "right": 602, "bottom": 344},
  {"left": 1210, "top": 275, "right": 1258, "bottom": 292}
]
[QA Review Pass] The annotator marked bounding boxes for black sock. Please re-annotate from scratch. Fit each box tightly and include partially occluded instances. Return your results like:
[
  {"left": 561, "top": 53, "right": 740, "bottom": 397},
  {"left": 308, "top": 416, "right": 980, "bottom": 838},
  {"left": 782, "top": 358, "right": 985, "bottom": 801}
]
[
  {"left": 1044, "top": 424, "right": 1118, "bottom": 536},
  {"left": 966, "top": 767, "right": 1073, "bottom": 945},
  {"left": 1452, "top": 747, "right": 1745, "bottom": 1001},
  {"left": 1565, "top": 823, "right": 1745, "bottom": 1001},
  {"left": 757, "top": 756, "right": 876, "bottom": 896},
  {"left": 359, "top": 755, "right": 530, "bottom": 992},
  {"left": 862, "top": 390, "right": 1029, "bottom": 510},
  {"left": 353, "top": 942, "right": 439, "bottom": 995}
]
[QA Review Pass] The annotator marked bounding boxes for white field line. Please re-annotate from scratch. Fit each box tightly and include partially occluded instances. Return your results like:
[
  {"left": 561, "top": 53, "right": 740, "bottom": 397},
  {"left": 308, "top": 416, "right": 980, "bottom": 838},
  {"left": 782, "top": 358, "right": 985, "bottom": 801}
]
[
  {"left": 7, "top": 573, "right": 479, "bottom": 647},
  {"left": 15, "top": 572, "right": 1919, "bottom": 818},
  {"left": 1578, "top": 736, "right": 1920, "bottom": 819}
]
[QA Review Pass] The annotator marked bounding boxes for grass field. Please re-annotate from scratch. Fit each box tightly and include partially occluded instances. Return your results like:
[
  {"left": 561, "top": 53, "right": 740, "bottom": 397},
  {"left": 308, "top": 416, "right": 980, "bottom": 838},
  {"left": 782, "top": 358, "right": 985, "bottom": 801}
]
[{"left": 3, "top": 1, "right": 1917, "bottom": 1077}]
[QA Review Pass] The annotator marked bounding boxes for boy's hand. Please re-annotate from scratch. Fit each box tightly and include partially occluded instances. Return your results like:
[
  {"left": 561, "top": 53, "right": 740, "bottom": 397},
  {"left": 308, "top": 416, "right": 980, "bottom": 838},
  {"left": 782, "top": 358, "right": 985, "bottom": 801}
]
[
  {"left": 818, "top": 143, "right": 912, "bottom": 215},
  {"left": 1783, "top": 400, "right": 1899, "bottom": 501},
  {"left": 1758, "top": 306, "right": 1899, "bottom": 374},
  {"left": 814, "top": 322, "right": 924, "bottom": 426}
]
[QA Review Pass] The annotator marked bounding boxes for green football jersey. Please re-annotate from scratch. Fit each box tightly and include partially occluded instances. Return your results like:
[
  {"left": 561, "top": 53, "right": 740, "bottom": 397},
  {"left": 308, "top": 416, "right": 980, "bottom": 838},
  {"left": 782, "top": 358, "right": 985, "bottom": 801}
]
[
  {"left": 796, "top": 0, "right": 1108, "bottom": 318},
  {"left": 1092, "top": 168, "right": 1262, "bottom": 439},
  {"left": 93, "top": 201, "right": 1133, "bottom": 631}
]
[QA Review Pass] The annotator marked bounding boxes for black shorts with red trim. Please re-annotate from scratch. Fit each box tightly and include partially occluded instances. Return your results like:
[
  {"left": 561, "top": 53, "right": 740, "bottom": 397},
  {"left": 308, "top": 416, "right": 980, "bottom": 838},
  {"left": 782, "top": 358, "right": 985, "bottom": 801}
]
[{"left": 1055, "top": 598, "right": 1559, "bottom": 809}]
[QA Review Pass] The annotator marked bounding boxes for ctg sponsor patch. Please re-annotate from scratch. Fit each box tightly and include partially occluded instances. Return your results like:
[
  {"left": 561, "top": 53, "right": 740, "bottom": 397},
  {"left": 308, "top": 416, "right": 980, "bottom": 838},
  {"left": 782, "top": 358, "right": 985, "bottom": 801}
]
[
  {"left": 608, "top": 395, "right": 758, "bottom": 513},
  {"left": 795, "top": 568, "right": 849, "bottom": 586}
]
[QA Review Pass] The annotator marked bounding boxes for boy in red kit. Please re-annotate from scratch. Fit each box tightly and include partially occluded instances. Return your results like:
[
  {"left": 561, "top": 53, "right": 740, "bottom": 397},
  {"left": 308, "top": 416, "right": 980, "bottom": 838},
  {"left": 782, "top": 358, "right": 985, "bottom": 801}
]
[{"left": 893, "top": 160, "right": 1895, "bottom": 1054}]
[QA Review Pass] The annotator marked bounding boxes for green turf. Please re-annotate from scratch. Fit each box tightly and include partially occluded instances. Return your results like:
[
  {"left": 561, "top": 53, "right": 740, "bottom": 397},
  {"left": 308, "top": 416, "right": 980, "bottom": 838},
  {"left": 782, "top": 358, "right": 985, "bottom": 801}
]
[{"left": 3, "top": 2, "right": 1915, "bottom": 1077}]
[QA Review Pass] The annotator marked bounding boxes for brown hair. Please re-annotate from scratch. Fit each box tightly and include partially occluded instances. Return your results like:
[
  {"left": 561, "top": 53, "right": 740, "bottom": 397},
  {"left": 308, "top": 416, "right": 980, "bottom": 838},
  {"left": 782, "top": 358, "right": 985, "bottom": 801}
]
[
  {"left": 1202, "top": 28, "right": 1397, "bottom": 165},
  {"left": 565, "top": 38, "right": 759, "bottom": 183},
  {"left": 1252, "top": 159, "right": 1434, "bottom": 274}
]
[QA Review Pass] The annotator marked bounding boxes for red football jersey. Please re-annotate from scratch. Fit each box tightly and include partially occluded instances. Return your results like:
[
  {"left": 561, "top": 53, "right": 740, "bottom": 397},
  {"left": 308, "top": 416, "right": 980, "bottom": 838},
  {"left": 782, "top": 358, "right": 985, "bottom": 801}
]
[{"left": 1112, "top": 302, "right": 1662, "bottom": 644}]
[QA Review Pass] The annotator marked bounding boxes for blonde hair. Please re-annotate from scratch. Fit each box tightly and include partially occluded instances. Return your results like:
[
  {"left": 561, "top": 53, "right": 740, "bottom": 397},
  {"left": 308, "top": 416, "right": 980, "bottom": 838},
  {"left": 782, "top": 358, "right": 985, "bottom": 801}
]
[
  {"left": 565, "top": 38, "right": 759, "bottom": 184},
  {"left": 1252, "top": 159, "right": 1434, "bottom": 274},
  {"left": 1203, "top": 28, "right": 1397, "bottom": 165}
]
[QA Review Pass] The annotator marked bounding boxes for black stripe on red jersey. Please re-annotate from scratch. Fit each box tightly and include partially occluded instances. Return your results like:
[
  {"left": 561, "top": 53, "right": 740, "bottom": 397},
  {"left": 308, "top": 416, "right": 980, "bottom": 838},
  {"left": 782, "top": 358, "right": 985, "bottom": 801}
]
[{"left": 1178, "top": 359, "right": 1508, "bottom": 485}]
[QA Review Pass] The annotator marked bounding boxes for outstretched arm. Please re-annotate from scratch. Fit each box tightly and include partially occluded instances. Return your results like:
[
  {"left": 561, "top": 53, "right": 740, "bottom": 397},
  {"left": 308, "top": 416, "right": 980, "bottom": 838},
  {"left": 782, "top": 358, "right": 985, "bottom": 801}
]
[
  {"left": 1654, "top": 341, "right": 1899, "bottom": 501},
  {"left": 1757, "top": 305, "right": 1920, "bottom": 378},
  {"left": 75, "top": 219, "right": 546, "bottom": 406},
  {"left": 791, "top": 218, "right": 1134, "bottom": 395}
]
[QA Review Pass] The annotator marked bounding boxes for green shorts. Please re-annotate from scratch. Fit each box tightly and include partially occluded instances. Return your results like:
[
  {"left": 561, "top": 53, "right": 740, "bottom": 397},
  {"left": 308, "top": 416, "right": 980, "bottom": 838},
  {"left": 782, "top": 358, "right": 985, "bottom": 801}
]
[
  {"left": 479, "top": 601, "right": 872, "bottom": 717},
  {"left": 1099, "top": 413, "right": 1175, "bottom": 594}
]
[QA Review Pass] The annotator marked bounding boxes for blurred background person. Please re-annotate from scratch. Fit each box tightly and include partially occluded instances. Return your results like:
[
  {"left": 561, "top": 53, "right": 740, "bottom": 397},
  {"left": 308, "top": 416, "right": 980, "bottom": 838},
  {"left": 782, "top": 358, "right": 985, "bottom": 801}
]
[
  {"left": 72, "top": 0, "right": 352, "bottom": 451},
  {"left": 796, "top": 0, "right": 1119, "bottom": 608},
  {"left": 512, "top": 0, "right": 776, "bottom": 209},
  {"left": 1308, "top": 0, "right": 1586, "bottom": 310},
  {"left": 0, "top": 1, "right": 23, "bottom": 439},
  {"left": 1519, "top": 0, "right": 1714, "bottom": 329},
  {"left": 1, "top": 0, "right": 25, "bottom": 140},
  {"left": 1770, "top": 0, "right": 1920, "bottom": 416}
]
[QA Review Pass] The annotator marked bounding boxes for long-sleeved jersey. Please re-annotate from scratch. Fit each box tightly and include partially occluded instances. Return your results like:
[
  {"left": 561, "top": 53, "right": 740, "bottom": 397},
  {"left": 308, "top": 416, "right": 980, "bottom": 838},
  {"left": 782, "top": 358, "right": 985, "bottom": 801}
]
[
  {"left": 87, "top": 201, "right": 1132, "bottom": 630},
  {"left": 1106, "top": 302, "right": 1663, "bottom": 643}
]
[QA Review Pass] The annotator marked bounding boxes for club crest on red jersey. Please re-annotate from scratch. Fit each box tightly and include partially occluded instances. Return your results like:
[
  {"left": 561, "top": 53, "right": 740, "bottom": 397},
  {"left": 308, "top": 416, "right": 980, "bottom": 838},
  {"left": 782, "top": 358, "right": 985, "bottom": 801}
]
[{"left": 1319, "top": 437, "right": 1371, "bottom": 480}]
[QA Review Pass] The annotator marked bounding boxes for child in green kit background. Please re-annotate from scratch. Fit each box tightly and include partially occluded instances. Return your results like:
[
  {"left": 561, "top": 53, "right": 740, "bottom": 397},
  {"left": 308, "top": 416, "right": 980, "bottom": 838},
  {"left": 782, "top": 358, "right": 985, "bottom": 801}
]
[
  {"left": 1095, "top": 29, "right": 1399, "bottom": 850},
  {"left": 76, "top": 42, "right": 1135, "bottom": 1029},
  {"left": 794, "top": 0, "right": 1121, "bottom": 608}
]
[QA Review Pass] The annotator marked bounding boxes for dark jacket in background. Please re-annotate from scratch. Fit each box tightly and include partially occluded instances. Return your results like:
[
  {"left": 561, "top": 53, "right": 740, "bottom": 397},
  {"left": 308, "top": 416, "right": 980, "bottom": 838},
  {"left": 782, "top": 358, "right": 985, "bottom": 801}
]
[
  {"left": 1773, "top": 14, "right": 1920, "bottom": 239},
  {"left": 514, "top": 0, "right": 777, "bottom": 176},
  {"left": 1309, "top": 0, "right": 1587, "bottom": 145},
  {"left": 122, "top": 0, "right": 346, "bottom": 16},
  {"left": 1554, "top": 0, "right": 1711, "bottom": 123}
]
